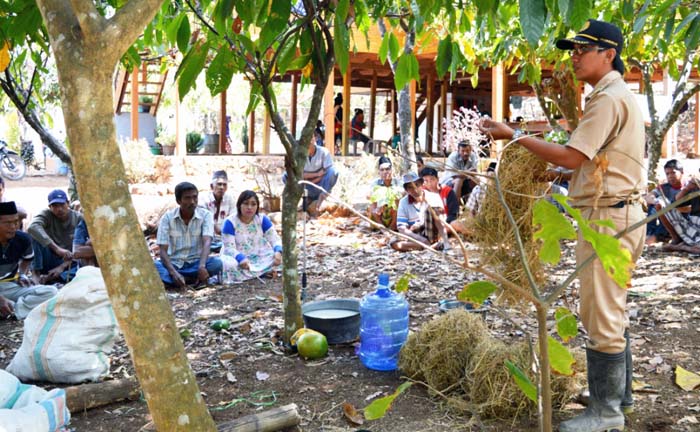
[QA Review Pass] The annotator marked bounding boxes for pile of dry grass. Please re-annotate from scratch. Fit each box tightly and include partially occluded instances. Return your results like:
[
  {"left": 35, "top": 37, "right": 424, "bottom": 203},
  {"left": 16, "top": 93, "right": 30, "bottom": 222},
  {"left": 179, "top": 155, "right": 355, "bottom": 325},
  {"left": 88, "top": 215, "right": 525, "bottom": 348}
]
[
  {"left": 400, "top": 310, "right": 585, "bottom": 420},
  {"left": 468, "top": 144, "right": 548, "bottom": 305}
]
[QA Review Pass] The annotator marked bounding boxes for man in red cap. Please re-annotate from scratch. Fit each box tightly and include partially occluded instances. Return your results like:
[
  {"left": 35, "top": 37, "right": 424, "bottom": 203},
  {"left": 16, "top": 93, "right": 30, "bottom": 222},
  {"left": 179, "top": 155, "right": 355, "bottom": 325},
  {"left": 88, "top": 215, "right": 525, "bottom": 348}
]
[{"left": 480, "top": 19, "right": 645, "bottom": 432}]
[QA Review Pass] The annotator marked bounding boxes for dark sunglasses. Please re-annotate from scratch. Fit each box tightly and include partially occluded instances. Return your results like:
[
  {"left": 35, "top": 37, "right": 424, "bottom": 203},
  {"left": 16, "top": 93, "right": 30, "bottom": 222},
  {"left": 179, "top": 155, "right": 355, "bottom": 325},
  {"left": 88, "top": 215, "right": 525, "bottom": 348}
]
[{"left": 571, "top": 45, "right": 608, "bottom": 56}]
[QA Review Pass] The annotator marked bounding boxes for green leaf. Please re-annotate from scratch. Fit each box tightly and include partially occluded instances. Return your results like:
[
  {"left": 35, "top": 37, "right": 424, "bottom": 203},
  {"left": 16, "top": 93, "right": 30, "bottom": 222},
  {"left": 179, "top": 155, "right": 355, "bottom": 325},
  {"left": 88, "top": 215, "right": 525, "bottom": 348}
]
[
  {"left": 505, "top": 360, "right": 537, "bottom": 402},
  {"left": 213, "top": 0, "right": 235, "bottom": 34},
  {"left": 519, "top": 0, "right": 546, "bottom": 47},
  {"left": 334, "top": 18, "right": 350, "bottom": 74},
  {"left": 436, "top": 35, "right": 452, "bottom": 79},
  {"left": 246, "top": 81, "right": 263, "bottom": 115},
  {"left": 378, "top": 32, "right": 390, "bottom": 64},
  {"left": 277, "top": 34, "right": 299, "bottom": 75},
  {"left": 457, "top": 281, "right": 498, "bottom": 305},
  {"left": 258, "top": 0, "right": 290, "bottom": 51},
  {"left": 554, "top": 307, "right": 578, "bottom": 342},
  {"left": 684, "top": 16, "right": 700, "bottom": 51},
  {"left": 633, "top": 0, "right": 651, "bottom": 34},
  {"left": 236, "top": 0, "right": 257, "bottom": 24},
  {"left": 288, "top": 53, "right": 311, "bottom": 71},
  {"left": 176, "top": 40, "right": 210, "bottom": 100},
  {"left": 533, "top": 197, "right": 577, "bottom": 265},
  {"left": 177, "top": 15, "right": 191, "bottom": 54},
  {"left": 554, "top": 196, "right": 634, "bottom": 289},
  {"left": 395, "top": 273, "right": 415, "bottom": 293},
  {"left": 206, "top": 46, "right": 236, "bottom": 95},
  {"left": 336, "top": 0, "right": 349, "bottom": 22},
  {"left": 548, "top": 336, "right": 575, "bottom": 376},
  {"left": 568, "top": 0, "right": 590, "bottom": 31},
  {"left": 166, "top": 14, "right": 184, "bottom": 47},
  {"left": 621, "top": 0, "right": 634, "bottom": 21},
  {"left": 675, "top": 12, "right": 698, "bottom": 36},
  {"left": 558, "top": 0, "right": 572, "bottom": 24},
  {"left": 388, "top": 33, "right": 400, "bottom": 62},
  {"left": 363, "top": 382, "right": 412, "bottom": 420}
]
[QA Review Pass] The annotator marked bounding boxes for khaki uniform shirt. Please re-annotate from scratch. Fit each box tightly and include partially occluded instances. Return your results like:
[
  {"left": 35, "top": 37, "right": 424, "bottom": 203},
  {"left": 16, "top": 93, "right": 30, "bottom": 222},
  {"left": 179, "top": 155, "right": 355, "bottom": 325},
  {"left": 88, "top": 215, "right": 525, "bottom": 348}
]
[{"left": 566, "top": 71, "right": 645, "bottom": 207}]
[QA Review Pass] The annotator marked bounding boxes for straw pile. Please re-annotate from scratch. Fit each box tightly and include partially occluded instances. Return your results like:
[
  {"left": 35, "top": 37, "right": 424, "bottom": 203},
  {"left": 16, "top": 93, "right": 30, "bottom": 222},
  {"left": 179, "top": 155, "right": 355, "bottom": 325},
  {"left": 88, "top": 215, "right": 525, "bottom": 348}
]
[
  {"left": 468, "top": 144, "right": 548, "bottom": 305},
  {"left": 399, "top": 310, "right": 584, "bottom": 420}
]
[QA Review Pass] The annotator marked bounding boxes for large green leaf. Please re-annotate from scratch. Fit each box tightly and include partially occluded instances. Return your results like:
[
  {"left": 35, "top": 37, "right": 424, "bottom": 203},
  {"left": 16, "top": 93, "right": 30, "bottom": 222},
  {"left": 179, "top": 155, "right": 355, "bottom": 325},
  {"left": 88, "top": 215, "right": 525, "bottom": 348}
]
[
  {"left": 334, "top": 18, "right": 350, "bottom": 74},
  {"left": 277, "top": 33, "right": 299, "bottom": 74},
  {"left": 206, "top": 46, "right": 236, "bottom": 95},
  {"left": 519, "top": 0, "right": 546, "bottom": 47},
  {"left": 548, "top": 336, "right": 575, "bottom": 376},
  {"left": 621, "top": 0, "right": 634, "bottom": 21},
  {"left": 213, "top": 0, "right": 235, "bottom": 35},
  {"left": 177, "top": 15, "right": 191, "bottom": 54},
  {"left": 436, "top": 35, "right": 452, "bottom": 79},
  {"left": 336, "top": 0, "right": 349, "bottom": 22},
  {"left": 388, "top": 33, "right": 400, "bottom": 63},
  {"left": 166, "top": 14, "right": 184, "bottom": 47},
  {"left": 258, "top": 0, "right": 290, "bottom": 51},
  {"left": 554, "top": 195, "right": 634, "bottom": 289},
  {"left": 378, "top": 32, "right": 390, "bottom": 64},
  {"left": 236, "top": 0, "right": 257, "bottom": 24},
  {"left": 568, "top": 0, "right": 590, "bottom": 31},
  {"left": 457, "top": 281, "right": 498, "bottom": 305},
  {"left": 246, "top": 81, "right": 262, "bottom": 115},
  {"left": 684, "top": 16, "right": 700, "bottom": 50},
  {"left": 558, "top": 0, "right": 572, "bottom": 24},
  {"left": 394, "top": 53, "right": 419, "bottom": 91},
  {"left": 554, "top": 307, "right": 578, "bottom": 342},
  {"left": 176, "top": 40, "right": 210, "bottom": 100},
  {"left": 505, "top": 360, "right": 537, "bottom": 403},
  {"left": 533, "top": 197, "right": 577, "bottom": 265},
  {"left": 363, "top": 382, "right": 412, "bottom": 420}
]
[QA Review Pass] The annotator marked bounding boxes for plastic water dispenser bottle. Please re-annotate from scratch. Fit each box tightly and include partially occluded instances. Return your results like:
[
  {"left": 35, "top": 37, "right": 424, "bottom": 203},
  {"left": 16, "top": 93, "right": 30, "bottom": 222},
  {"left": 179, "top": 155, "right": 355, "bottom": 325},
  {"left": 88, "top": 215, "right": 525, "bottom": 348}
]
[{"left": 359, "top": 273, "right": 409, "bottom": 371}]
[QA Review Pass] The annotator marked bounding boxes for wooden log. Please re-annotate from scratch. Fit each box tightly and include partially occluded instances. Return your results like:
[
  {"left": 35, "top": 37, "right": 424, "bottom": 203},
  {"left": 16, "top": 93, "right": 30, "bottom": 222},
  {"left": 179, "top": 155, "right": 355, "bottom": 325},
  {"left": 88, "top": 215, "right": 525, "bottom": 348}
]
[
  {"left": 217, "top": 403, "right": 301, "bottom": 432},
  {"left": 65, "top": 378, "right": 141, "bottom": 412}
]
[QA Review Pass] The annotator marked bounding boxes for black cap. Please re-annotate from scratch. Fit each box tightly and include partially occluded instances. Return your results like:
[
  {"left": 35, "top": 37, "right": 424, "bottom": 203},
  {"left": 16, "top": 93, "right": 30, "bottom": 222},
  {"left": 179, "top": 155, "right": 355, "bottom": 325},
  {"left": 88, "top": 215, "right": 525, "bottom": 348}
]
[
  {"left": 556, "top": 19, "right": 625, "bottom": 75},
  {"left": 0, "top": 201, "right": 17, "bottom": 216}
]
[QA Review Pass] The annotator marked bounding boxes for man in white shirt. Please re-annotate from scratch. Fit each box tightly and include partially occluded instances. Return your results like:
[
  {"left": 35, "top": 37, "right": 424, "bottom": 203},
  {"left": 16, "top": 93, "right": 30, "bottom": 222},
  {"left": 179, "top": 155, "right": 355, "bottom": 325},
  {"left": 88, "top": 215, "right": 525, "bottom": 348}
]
[
  {"left": 441, "top": 141, "right": 479, "bottom": 202},
  {"left": 285, "top": 137, "right": 339, "bottom": 215},
  {"left": 199, "top": 170, "right": 236, "bottom": 252},
  {"left": 391, "top": 173, "right": 450, "bottom": 252}
]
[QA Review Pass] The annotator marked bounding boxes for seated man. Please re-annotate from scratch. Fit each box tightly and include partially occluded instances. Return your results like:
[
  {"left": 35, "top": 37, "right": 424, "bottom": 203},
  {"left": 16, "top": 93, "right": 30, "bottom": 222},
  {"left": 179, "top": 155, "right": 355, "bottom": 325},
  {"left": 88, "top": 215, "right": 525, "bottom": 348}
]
[
  {"left": 0, "top": 177, "right": 28, "bottom": 228},
  {"left": 420, "top": 167, "right": 467, "bottom": 235},
  {"left": 391, "top": 173, "right": 450, "bottom": 252},
  {"left": 27, "top": 189, "right": 82, "bottom": 284},
  {"left": 72, "top": 219, "right": 97, "bottom": 267},
  {"left": 0, "top": 202, "right": 57, "bottom": 319},
  {"left": 658, "top": 175, "right": 700, "bottom": 253},
  {"left": 645, "top": 159, "right": 687, "bottom": 244},
  {"left": 465, "top": 162, "right": 496, "bottom": 217},
  {"left": 284, "top": 135, "right": 339, "bottom": 216},
  {"left": 441, "top": 141, "right": 479, "bottom": 202},
  {"left": 199, "top": 170, "right": 236, "bottom": 252},
  {"left": 155, "top": 182, "right": 222, "bottom": 289}
]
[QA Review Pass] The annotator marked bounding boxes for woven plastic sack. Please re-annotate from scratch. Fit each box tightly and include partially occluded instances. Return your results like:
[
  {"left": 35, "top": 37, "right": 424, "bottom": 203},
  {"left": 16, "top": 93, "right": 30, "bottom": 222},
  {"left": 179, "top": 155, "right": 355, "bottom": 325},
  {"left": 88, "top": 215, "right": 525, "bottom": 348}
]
[
  {"left": 7, "top": 266, "right": 118, "bottom": 383},
  {"left": 0, "top": 369, "right": 70, "bottom": 431}
]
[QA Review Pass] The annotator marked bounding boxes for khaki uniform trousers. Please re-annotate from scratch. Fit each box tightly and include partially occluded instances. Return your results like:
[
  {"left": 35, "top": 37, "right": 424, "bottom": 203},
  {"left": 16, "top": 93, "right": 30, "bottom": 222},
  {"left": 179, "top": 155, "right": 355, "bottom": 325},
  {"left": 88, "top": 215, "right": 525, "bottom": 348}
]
[{"left": 576, "top": 203, "right": 645, "bottom": 354}]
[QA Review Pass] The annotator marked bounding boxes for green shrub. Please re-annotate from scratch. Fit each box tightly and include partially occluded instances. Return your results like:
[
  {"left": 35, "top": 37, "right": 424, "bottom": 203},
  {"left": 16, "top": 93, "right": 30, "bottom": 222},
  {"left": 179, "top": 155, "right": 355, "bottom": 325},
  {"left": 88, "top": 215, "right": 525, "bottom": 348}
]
[{"left": 186, "top": 131, "right": 202, "bottom": 153}]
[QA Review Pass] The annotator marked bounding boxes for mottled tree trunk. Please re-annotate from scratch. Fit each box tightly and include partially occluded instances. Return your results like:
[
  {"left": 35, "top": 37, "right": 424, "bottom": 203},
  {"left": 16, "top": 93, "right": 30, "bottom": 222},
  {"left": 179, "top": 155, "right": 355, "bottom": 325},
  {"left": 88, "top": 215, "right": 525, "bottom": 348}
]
[{"left": 35, "top": 0, "right": 215, "bottom": 430}]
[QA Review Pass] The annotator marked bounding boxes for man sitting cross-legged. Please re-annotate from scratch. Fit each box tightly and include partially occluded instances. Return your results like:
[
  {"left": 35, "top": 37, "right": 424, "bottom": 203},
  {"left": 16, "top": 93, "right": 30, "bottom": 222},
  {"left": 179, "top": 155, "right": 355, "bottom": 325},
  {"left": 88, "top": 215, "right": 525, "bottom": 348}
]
[
  {"left": 391, "top": 173, "right": 450, "bottom": 252},
  {"left": 155, "top": 182, "right": 222, "bottom": 290},
  {"left": 199, "top": 170, "right": 236, "bottom": 252},
  {"left": 0, "top": 202, "right": 57, "bottom": 320},
  {"left": 420, "top": 167, "right": 469, "bottom": 235},
  {"left": 27, "top": 189, "right": 82, "bottom": 284}
]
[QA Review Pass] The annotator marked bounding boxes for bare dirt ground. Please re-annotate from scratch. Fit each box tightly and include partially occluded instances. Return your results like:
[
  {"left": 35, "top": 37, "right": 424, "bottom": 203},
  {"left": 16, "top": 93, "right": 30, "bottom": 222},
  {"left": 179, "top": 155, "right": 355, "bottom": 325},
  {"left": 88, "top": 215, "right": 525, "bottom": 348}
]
[{"left": 1, "top": 174, "right": 700, "bottom": 431}]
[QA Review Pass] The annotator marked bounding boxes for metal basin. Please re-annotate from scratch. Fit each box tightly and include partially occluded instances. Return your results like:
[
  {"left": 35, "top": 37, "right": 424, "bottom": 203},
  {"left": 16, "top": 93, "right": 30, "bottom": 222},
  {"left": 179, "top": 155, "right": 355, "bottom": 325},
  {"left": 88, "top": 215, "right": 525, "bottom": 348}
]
[
  {"left": 438, "top": 299, "right": 490, "bottom": 317},
  {"left": 302, "top": 299, "right": 360, "bottom": 344}
]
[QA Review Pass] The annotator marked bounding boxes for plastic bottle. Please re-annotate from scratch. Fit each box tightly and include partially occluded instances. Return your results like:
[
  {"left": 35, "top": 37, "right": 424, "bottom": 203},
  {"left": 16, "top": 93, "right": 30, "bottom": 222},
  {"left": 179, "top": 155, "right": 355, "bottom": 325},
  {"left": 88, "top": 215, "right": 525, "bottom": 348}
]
[{"left": 358, "top": 273, "right": 409, "bottom": 371}]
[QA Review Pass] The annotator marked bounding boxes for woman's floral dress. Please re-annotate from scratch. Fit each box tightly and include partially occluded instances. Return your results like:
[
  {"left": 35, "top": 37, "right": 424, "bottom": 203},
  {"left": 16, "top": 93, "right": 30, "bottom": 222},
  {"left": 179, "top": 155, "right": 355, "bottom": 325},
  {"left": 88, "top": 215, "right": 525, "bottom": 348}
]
[{"left": 220, "top": 213, "right": 282, "bottom": 284}]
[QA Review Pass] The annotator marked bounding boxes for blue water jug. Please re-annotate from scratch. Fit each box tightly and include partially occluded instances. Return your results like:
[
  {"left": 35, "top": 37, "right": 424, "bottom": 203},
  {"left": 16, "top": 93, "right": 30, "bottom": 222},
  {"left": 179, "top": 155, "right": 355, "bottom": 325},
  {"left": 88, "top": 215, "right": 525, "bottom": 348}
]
[{"left": 359, "top": 273, "right": 409, "bottom": 371}]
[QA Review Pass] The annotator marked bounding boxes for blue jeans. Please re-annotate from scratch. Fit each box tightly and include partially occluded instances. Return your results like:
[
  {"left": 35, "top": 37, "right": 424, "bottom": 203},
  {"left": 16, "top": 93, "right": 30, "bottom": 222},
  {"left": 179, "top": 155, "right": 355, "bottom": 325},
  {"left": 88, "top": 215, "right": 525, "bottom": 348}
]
[
  {"left": 282, "top": 166, "right": 339, "bottom": 201},
  {"left": 154, "top": 256, "right": 223, "bottom": 285},
  {"left": 31, "top": 238, "right": 79, "bottom": 282},
  {"left": 646, "top": 206, "right": 670, "bottom": 239}
]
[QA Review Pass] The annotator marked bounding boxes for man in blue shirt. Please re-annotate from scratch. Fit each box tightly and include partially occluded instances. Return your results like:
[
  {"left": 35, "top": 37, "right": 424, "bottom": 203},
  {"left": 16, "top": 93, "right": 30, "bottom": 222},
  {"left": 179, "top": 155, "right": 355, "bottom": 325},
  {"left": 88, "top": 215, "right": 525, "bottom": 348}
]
[
  {"left": 155, "top": 182, "right": 222, "bottom": 289},
  {"left": 0, "top": 202, "right": 57, "bottom": 319}
]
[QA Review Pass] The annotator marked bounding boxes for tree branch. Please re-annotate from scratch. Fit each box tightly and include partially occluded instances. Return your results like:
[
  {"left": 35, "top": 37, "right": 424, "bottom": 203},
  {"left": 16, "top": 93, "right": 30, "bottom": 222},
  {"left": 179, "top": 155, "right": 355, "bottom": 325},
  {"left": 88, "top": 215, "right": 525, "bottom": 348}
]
[
  {"left": 109, "top": 0, "right": 166, "bottom": 57},
  {"left": 68, "top": 0, "right": 106, "bottom": 39}
]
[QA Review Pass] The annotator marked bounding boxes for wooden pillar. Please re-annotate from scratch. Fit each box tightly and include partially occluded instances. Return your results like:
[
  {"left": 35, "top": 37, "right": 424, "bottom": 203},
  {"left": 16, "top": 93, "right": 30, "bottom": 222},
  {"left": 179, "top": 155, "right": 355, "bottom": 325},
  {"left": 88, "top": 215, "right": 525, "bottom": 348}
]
[
  {"left": 291, "top": 74, "right": 298, "bottom": 138},
  {"left": 694, "top": 92, "right": 700, "bottom": 155},
  {"left": 342, "top": 62, "right": 351, "bottom": 155},
  {"left": 438, "top": 79, "right": 447, "bottom": 152},
  {"left": 219, "top": 91, "right": 227, "bottom": 154},
  {"left": 130, "top": 69, "right": 138, "bottom": 140},
  {"left": 491, "top": 63, "right": 508, "bottom": 122},
  {"left": 450, "top": 84, "right": 457, "bottom": 119},
  {"left": 410, "top": 79, "right": 417, "bottom": 151},
  {"left": 262, "top": 109, "right": 271, "bottom": 155},
  {"left": 323, "top": 69, "right": 335, "bottom": 154},
  {"left": 248, "top": 110, "right": 255, "bottom": 153},
  {"left": 425, "top": 74, "right": 435, "bottom": 154},
  {"left": 369, "top": 71, "right": 377, "bottom": 139},
  {"left": 391, "top": 89, "right": 397, "bottom": 138}
]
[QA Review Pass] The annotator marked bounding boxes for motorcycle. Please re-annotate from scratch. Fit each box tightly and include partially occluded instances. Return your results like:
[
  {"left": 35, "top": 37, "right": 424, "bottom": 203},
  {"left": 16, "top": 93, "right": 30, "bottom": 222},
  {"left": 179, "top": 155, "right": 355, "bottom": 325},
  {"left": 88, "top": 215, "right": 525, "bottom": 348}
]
[{"left": 0, "top": 140, "right": 27, "bottom": 181}]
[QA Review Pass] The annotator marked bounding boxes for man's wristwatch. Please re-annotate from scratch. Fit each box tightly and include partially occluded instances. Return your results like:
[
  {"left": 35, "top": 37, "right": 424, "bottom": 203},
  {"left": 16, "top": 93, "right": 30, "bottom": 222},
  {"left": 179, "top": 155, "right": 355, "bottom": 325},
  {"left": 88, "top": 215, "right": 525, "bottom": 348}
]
[{"left": 512, "top": 128, "right": 525, "bottom": 141}]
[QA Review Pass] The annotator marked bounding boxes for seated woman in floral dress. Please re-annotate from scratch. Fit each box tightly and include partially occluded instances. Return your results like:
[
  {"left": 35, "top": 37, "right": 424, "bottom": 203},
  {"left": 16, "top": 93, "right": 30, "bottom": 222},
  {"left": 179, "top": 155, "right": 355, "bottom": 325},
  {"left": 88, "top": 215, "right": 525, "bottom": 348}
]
[
  {"left": 220, "top": 190, "right": 282, "bottom": 284},
  {"left": 367, "top": 156, "right": 403, "bottom": 230}
]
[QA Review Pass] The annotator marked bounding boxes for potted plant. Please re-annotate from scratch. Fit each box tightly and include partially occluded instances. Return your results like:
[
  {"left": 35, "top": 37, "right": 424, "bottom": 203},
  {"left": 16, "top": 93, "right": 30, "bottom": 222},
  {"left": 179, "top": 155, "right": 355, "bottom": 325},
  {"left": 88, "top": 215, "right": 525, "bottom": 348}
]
[
  {"left": 160, "top": 133, "right": 176, "bottom": 155},
  {"left": 138, "top": 95, "right": 153, "bottom": 113},
  {"left": 186, "top": 131, "right": 203, "bottom": 154}
]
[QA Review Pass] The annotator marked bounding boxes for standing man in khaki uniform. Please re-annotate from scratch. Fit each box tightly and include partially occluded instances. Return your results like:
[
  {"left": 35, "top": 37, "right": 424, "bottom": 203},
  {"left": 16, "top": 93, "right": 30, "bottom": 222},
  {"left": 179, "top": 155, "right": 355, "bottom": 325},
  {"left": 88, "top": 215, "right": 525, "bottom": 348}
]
[{"left": 480, "top": 20, "right": 645, "bottom": 432}]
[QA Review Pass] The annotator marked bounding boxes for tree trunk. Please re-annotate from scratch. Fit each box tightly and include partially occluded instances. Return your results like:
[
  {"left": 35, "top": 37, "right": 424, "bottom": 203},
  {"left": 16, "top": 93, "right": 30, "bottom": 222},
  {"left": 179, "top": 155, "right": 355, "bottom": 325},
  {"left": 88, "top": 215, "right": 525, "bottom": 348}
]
[{"left": 35, "top": 0, "right": 216, "bottom": 430}]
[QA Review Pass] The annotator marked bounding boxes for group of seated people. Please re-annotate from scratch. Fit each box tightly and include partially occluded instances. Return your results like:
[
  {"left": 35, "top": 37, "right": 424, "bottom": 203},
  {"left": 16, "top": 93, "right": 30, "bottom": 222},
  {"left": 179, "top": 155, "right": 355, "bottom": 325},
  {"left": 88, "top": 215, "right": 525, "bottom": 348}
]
[
  {"left": 645, "top": 159, "right": 700, "bottom": 253},
  {"left": 367, "top": 140, "right": 490, "bottom": 252}
]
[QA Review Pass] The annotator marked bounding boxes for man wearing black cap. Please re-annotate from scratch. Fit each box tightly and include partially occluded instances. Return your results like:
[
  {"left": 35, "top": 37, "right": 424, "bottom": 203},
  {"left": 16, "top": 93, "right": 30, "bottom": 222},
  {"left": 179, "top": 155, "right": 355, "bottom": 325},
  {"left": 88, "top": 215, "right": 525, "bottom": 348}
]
[
  {"left": 27, "top": 189, "right": 83, "bottom": 284},
  {"left": 0, "top": 201, "right": 57, "bottom": 319},
  {"left": 480, "top": 19, "right": 645, "bottom": 432}
]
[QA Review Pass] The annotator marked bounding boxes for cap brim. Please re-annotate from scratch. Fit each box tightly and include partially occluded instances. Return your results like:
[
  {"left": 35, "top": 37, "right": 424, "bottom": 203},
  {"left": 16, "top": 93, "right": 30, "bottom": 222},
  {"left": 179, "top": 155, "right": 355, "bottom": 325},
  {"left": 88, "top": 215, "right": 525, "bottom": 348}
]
[
  {"left": 48, "top": 199, "right": 67, "bottom": 205},
  {"left": 556, "top": 36, "right": 595, "bottom": 50}
]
